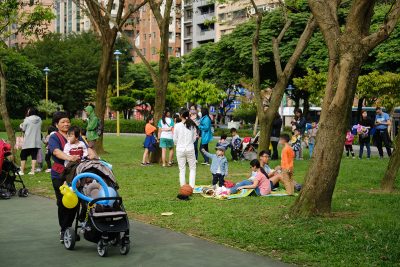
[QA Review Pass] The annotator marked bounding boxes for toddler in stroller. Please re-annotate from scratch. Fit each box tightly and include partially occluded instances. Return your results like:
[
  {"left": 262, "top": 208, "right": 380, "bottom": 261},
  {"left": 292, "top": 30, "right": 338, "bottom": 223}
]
[
  {"left": 61, "top": 159, "right": 130, "bottom": 257},
  {"left": 0, "top": 140, "right": 28, "bottom": 199}
]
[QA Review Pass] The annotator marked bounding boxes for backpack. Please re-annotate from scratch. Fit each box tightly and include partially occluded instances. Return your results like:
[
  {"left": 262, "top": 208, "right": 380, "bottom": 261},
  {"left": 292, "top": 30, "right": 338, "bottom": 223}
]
[
  {"left": 233, "top": 137, "right": 242, "bottom": 150},
  {"left": 96, "top": 119, "right": 103, "bottom": 136}
]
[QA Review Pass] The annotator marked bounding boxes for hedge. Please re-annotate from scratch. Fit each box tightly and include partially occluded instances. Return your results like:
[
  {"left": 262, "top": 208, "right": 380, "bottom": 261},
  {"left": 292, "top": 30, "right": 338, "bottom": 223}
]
[{"left": 0, "top": 119, "right": 146, "bottom": 133}]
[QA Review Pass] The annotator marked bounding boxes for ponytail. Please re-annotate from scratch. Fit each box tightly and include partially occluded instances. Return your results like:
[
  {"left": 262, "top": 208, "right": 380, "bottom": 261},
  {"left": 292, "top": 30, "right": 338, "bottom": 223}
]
[{"left": 180, "top": 109, "right": 197, "bottom": 130}]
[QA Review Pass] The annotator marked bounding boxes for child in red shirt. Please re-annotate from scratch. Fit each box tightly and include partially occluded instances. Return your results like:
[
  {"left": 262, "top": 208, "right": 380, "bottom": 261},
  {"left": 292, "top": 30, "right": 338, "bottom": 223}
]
[{"left": 344, "top": 130, "right": 355, "bottom": 158}]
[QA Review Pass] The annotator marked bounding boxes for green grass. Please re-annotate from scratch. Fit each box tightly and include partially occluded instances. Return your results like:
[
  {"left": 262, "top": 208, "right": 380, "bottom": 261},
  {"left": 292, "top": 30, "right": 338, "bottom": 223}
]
[{"left": 15, "top": 135, "right": 400, "bottom": 266}]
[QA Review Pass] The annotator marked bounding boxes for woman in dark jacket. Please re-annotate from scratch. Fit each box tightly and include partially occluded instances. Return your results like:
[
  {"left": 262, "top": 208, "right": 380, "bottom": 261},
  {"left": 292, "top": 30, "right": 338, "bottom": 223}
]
[
  {"left": 358, "top": 110, "right": 373, "bottom": 159},
  {"left": 270, "top": 113, "right": 282, "bottom": 160}
]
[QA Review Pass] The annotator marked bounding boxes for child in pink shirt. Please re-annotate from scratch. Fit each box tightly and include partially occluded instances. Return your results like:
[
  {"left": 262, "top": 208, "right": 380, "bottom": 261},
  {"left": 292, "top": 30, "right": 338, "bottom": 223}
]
[{"left": 345, "top": 130, "right": 355, "bottom": 158}]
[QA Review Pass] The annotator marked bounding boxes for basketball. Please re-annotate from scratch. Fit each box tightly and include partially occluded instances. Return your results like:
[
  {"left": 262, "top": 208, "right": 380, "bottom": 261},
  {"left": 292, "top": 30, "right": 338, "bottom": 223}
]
[{"left": 179, "top": 184, "right": 193, "bottom": 196}]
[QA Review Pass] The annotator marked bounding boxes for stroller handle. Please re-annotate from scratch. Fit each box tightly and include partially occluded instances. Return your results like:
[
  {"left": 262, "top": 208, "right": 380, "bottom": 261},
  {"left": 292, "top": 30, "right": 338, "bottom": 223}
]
[{"left": 89, "top": 196, "right": 122, "bottom": 206}]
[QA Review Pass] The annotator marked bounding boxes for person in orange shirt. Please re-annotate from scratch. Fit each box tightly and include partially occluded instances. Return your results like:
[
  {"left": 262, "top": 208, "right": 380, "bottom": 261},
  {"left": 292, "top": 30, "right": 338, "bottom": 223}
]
[
  {"left": 269, "top": 133, "right": 295, "bottom": 195},
  {"left": 142, "top": 116, "right": 157, "bottom": 166}
]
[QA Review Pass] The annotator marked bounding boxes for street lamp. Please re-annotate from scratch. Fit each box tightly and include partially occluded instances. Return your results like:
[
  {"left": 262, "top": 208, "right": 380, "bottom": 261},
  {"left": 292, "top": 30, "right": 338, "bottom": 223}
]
[
  {"left": 114, "top": 49, "right": 122, "bottom": 136},
  {"left": 43, "top": 67, "right": 50, "bottom": 104}
]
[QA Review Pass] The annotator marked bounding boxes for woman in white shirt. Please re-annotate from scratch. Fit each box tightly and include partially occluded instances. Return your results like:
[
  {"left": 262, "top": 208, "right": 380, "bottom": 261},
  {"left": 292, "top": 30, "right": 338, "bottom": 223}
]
[
  {"left": 158, "top": 110, "right": 175, "bottom": 167},
  {"left": 173, "top": 109, "right": 198, "bottom": 188}
]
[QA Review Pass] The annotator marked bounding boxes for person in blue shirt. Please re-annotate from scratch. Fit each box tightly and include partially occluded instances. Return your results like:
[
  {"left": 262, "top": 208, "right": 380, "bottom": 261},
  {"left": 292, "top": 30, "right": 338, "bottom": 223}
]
[
  {"left": 199, "top": 108, "right": 213, "bottom": 165},
  {"left": 374, "top": 107, "right": 392, "bottom": 158}
]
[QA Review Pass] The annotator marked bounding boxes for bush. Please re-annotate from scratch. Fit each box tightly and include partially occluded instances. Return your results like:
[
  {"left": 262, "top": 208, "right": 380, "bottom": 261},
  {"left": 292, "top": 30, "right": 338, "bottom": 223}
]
[
  {"left": 0, "top": 119, "right": 146, "bottom": 133},
  {"left": 232, "top": 103, "right": 257, "bottom": 124}
]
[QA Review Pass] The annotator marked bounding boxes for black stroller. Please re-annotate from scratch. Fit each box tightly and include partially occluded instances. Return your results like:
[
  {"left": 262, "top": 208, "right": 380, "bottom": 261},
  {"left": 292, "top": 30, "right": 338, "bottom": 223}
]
[
  {"left": 62, "top": 160, "right": 130, "bottom": 257},
  {"left": 0, "top": 140, "right": 28, "bottom": 199}
]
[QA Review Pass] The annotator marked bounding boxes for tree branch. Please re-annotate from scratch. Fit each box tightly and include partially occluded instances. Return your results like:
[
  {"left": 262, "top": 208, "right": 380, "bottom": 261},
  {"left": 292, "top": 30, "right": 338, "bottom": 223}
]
[
  {"left": 272, "top": 19, "right": 292, "bottom": 77},
  {"left": 119, "top": 0, "right": 148, "bottom": 28},
  {"left": 308, "top": 0, "right": 341, "bottom": 59},
  {"left": 148, "top": 0, "right": 163, "bottom": 28},
  {"left": 362, "top": 0, "right": 400, "bottom": 51},
  {"left": 116, "top": 0, "right": 124, "bottom": 21},
  {"left": 282, "top": 16, "right": 316, "bottom": 78}
]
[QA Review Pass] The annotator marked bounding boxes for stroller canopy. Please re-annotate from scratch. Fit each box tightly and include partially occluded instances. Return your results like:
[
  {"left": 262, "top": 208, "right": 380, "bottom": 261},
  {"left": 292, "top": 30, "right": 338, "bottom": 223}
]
[{"left": 76, "top": 160, "right": 117, "bottom": 187}]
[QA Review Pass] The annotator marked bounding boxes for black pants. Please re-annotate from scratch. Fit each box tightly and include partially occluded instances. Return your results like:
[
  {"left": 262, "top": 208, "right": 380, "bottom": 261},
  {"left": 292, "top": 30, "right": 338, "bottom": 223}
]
[
  {"left": 345, "top": 145, "right": 354, "bottom": 157},
  {"left": 52, "top": 178, "right": 78, "bottom": 232},
  {"left": 200, "top": 143, "right": 209, "bottom": 163},
  {"left": 271, "top": 141, "right": 279, "bottom": 160},
  {"left": 231, "top": 148, "right": 239, "bottom": 161},
  {"left": 45, "top": 150, "right": 52, "bottom": 169},
  {"left": 375, "top": 129, "right": 392, "bottom": 157},
  {"left": 212, "top": 173, "right": 225, "bottom": 187}
]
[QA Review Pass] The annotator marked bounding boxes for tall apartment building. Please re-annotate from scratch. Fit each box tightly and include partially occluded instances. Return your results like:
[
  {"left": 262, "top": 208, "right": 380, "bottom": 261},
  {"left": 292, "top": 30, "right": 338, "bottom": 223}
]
[
  {"left": 181, "top": 0, "right": 216, "bottom": 55},
  {"left": 132, "top": 0, "right": 182, "bottom": 63},
  {"left": 215, "top": 0, "right": 280, "bottom": 41},
  {"left": 54, "top": 0, "right": 91, "bottom": 34}
]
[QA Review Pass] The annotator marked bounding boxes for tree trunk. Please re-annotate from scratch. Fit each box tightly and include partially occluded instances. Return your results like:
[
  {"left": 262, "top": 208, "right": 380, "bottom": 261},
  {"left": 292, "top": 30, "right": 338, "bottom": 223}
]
[
  {"left": 292, "top": 52, "right": 364, "bottom": 215},
  {"left": 0, "top": 63, "right": 16, "bottom": 155},
  {"left": 95, "top": 35, "right": 117, "bottom": 154},
  {"left": 381, "top": 130, "right": 400, "bottom": 191}
]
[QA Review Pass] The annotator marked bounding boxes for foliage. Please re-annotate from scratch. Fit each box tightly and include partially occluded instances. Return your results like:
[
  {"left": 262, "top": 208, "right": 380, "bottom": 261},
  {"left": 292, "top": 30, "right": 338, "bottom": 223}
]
[
  {"left": 293, "top": 68, "right": 327, "bottom": 106},
  {"left": 357, "top": 71, "right": 400, "bottom": 112},
  {"left": 109, "top": 96, "right": 136, "bottom": 119},
  {"left": 122, "top": 62, "right": 157, "bottom": 90},
  {"left": 0, "top": 49, "right": 42, "bottom": 118},
  {"left": 0, "top": 118, "right": 145, "bottom": 133},
  {"left": 35, "top": 99, "right": 63, "bottom": 116},
  {"left": 22, "top": 32, "right": 102, "bottom": 115},
  {"left": 232, "top": 101, "right": 257, "bottom": 123},
  {"left": 179, "top": 79, "right": 226, "bottom": 106}
]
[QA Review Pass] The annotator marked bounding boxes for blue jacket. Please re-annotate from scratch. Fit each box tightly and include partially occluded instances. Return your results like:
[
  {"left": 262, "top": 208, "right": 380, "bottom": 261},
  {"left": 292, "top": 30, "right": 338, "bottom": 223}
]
[
  {"left": 199, "top": 115, "right": 213, "bottom": 145},
  {"left": 202, "top": 150, "right": 228, "bottom": 176}
]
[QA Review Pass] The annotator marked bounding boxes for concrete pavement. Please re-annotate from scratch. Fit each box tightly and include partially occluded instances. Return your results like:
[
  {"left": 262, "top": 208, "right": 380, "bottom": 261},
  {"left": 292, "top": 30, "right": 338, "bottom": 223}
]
[{"left": 0, "top": 195, "right": 289, "bottom": 267}]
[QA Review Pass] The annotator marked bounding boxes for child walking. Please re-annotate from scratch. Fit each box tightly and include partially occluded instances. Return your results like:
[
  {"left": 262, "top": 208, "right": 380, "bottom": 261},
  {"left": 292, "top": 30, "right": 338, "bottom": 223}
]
[
  {"left": 307, "top": 121, "right": 318, "bottom": 158},
  {"left": 345, "top": 130, "right": 355, "bottom": 158},
  {"left": 63, "top": 126, "right": 88, "bottom": 166},
  {"left": 201, "top": 146, "right": 228, "bottom": 190},
  {"left": 279, "top": 134, "right": 295, "bottom": 195},
  {"left": 142, "top": 116, "right": 157, "bottom": 166}
]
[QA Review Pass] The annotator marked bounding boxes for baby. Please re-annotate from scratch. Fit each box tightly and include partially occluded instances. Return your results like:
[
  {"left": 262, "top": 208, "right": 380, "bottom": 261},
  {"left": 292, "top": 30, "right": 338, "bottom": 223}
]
[{"left": 63, "top": 126, "right": 88, "bottom": 166}]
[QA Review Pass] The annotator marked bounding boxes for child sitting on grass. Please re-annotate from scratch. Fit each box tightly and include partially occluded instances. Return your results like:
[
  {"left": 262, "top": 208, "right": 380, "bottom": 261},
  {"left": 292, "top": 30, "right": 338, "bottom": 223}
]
[
  {"left": 201, "top": 146, "right": 228, "bottom": 193},
  {"left": 63, "top": 126, "right": 88, "bottom": 166}
]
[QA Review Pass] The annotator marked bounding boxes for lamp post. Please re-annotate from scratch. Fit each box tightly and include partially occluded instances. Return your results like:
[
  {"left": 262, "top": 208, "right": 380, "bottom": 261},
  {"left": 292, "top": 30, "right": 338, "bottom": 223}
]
[
  {"left": 43, "top": 67, "right": 50, "bottom": 104},
  {"left": 114, "top": 50, "right": 122, "bottom": 136}
]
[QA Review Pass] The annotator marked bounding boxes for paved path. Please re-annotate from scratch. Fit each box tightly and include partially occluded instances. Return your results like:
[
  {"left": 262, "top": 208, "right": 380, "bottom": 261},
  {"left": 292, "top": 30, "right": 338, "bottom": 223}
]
[{"left": 0, "top": 195, "right": 288, "bottom": 267}]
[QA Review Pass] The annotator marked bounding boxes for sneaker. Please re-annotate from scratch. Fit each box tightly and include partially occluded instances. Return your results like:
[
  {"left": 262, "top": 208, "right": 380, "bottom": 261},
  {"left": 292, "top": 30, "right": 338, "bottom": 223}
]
[
  {"left": 18, "top": 171, "right": 24, "bottom": 176},
  {"left": 28, "top": 171, "right": 35, "bottom": 175},
  {"left": 35, "top": 168, "right": 42, "bottom": 172},
  {"left": 60, "top": 231, "right": 65, "bottom": 243},
  {"left": 45, "top": 169, "right": 51, "bottom": 173}
]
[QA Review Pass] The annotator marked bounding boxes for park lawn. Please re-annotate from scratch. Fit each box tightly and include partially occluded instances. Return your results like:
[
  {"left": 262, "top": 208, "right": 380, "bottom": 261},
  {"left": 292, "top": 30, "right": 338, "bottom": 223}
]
[{"left": 15, "top": 135, "right": 400, "bottom": 267}]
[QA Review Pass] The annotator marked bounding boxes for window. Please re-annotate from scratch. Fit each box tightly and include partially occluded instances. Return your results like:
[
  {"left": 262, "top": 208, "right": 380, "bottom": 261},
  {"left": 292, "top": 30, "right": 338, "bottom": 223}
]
[
  {"left": 199, "top": 23, "right": 214, "bottom": 32},
  {"left": 169, "top": 31, "right": 173, "bottom": 39},
  {"left": 142, "top": 48, "right": 146, "bottom": 56},
  {"left": 232, "top": 9, "right": 246, "bottom": 20},
  {"left": 185, "top": 26, "right": 192, "bottom": 36},
  {"left": 185, "top": 10, "right": 192, "bottom": 19},
  {"left": 198, "top": 4, "right": 214, "bottom": 15},
  {"left": 112, "top": 3, "right": 116, "bottom": 10},
  {"left": 152, "top": 32, "right": 156, "bottom": 39},
  {"left": 168, "top": 47, "right": 173, "bottom": 54},
  {"left": 185, "top": 42, "right": 192, "bottom": 52},
  {"left": 151, "top": 47, "right": 156, "bottom": 55},
  {"left": 144, "top": 34, "right": 147, "bottom": 40},
  {"left": 218, "top": 13, "right": 225, "bottom": 21}
]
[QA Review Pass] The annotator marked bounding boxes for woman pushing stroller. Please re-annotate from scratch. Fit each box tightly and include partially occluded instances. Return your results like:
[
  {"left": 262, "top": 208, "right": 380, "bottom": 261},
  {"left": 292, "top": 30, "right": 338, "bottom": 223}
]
[{"left": 48, "top": 111, "right": 96, "bottom": 243}]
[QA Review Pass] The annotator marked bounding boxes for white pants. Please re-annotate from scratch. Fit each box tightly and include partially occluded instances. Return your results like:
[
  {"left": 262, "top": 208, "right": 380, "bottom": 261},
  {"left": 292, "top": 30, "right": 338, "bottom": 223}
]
[{"left": 176, "top": 149, "right": 196, "bottom": 188}]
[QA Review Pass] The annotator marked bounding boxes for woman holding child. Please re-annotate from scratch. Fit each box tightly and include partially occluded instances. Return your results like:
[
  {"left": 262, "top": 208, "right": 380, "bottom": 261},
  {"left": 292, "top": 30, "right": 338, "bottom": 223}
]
[{"left": 48, "top": 111, "right": 95, "bottom": 243}]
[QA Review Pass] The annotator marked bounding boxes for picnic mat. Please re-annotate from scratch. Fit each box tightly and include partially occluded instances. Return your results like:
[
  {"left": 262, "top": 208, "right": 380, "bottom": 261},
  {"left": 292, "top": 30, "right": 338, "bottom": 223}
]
[{"left": 193, "top": 185, "right": 295, "bottom": 200}]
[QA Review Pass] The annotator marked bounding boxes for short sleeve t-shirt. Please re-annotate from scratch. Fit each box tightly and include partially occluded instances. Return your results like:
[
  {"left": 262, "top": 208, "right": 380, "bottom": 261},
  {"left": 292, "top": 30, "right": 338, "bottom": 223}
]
[
  {"left": 255, "top": 171, "right": 271, "bottom": 196},
  {"left": 145, "top": 123, "right": 157, "bottom": 136},
  {"left": 48, "top": 133, "right": 67, "bottom": 180},
  {"left": 375, "top": 113, "right": 390, "bottom": 130},
  {"left": 281, "top": 145, "right": 295, "bottom": 171},
  {"left": 158, "top": 118, "right": 174, "bottom": 139}
]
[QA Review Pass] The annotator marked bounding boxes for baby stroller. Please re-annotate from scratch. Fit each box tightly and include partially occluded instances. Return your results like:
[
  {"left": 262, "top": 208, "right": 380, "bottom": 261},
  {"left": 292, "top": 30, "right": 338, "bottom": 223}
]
[
  {"left": 0, "top": 140, "right": 28, "bottom": 199},
  {"left": 240, "top": 133, "right": 259, "bottom": 160},
  {"left": 62, "top": 160, "right": 130, "bottom": 257}
]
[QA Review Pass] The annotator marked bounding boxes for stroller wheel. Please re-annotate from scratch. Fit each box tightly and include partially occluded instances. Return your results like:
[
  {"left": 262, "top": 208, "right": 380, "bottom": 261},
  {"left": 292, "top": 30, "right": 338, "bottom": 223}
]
[
  {"left": 64, "top": 227, "right": 76, "bottom": 250},
  {"left": 97, "top": 240, "right": 108, "bottom": 257},
  {"left": 120, "top": 244, "right": 130, "bottom": 255},
  {"left": 18, "top": 188, "right": 29, "bottom": 197}
]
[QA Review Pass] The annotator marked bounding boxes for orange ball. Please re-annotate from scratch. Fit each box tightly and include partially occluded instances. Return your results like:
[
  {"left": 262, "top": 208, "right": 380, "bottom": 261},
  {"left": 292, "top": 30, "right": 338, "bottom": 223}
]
[{"left": 179, "top": 184, "right": 193, "bottom": 196}]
